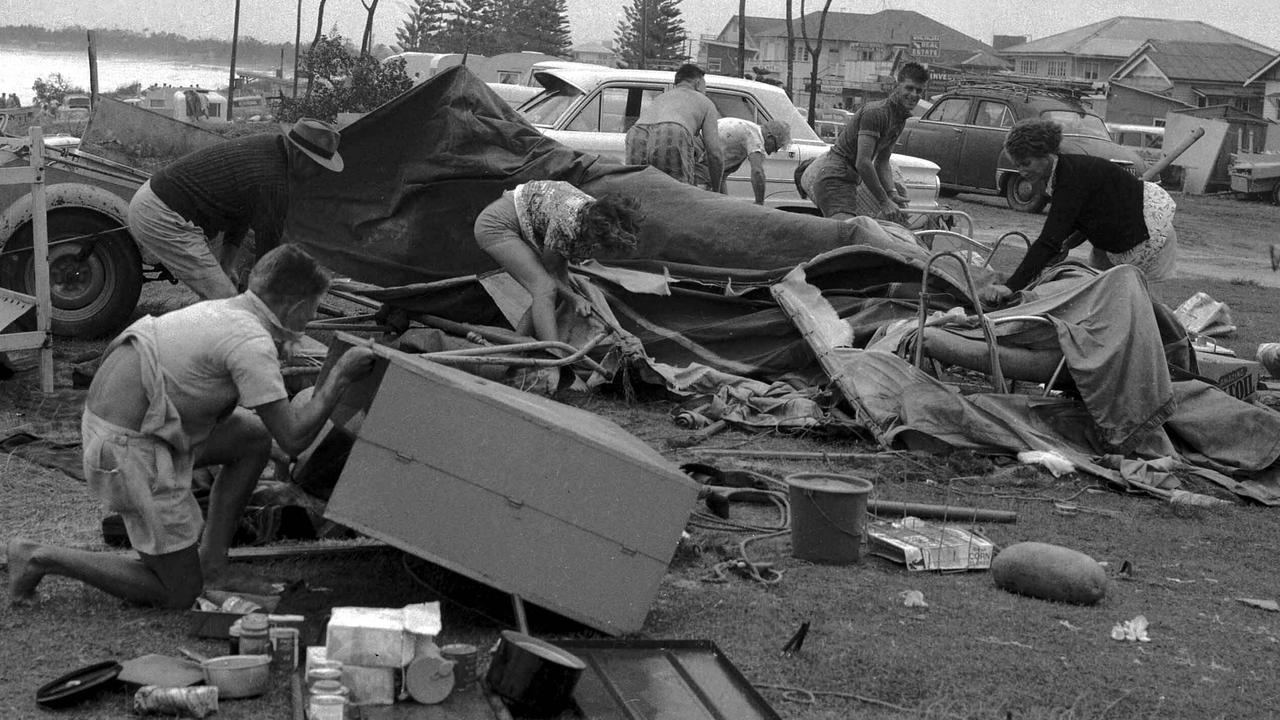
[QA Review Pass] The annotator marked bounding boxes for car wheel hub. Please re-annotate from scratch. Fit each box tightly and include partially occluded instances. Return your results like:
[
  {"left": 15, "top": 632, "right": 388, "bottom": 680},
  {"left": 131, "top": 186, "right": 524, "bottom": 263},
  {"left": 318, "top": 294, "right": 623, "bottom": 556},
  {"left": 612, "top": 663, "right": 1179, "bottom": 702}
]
[{"left": 42, "top": 244, "right": 107, "bottom": 311}]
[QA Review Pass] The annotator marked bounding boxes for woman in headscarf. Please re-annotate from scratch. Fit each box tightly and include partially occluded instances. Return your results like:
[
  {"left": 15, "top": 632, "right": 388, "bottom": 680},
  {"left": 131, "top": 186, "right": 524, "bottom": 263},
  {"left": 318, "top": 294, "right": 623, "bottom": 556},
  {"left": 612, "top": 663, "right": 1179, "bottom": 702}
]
[
  {"left": 981, "top": 119, "right": 1177, "bottom": 305},
  {"left": 474, "top": 181, "right": 643, "bottom": 342}
]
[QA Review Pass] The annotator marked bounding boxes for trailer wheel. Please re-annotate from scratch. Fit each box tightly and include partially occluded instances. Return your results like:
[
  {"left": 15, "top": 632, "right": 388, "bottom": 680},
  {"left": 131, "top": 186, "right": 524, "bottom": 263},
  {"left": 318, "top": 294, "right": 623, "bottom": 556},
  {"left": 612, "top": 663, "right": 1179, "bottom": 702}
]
[
  {"left": 1004, "top": 175, "right": 1048, "bottom": 214},
  {"left": 0, "top": 208, "right": 143, "bottom": 338}
]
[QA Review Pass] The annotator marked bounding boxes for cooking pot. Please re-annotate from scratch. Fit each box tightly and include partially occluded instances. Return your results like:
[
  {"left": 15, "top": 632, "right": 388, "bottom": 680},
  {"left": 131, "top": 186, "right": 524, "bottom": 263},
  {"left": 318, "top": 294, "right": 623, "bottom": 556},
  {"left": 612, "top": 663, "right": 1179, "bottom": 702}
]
[
  {"left": 179, "top": 648, "right": 272, "bottom": 699},
  {"left": 485, "top": 631, "right": 585, "bottom": 718}
]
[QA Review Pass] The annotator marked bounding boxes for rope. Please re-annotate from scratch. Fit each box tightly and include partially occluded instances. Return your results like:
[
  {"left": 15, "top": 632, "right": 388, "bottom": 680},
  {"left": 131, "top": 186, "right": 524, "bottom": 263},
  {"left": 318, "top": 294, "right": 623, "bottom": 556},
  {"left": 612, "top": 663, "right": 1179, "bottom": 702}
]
[
  {"left": 700, "top": 530, "right": 789, "bottom": 585},
  {"left": 753, "top": 682, "right": 968, "bottom": 718},
  {"left": 692, "top": 471, "right": 793, "bottom": 586}
]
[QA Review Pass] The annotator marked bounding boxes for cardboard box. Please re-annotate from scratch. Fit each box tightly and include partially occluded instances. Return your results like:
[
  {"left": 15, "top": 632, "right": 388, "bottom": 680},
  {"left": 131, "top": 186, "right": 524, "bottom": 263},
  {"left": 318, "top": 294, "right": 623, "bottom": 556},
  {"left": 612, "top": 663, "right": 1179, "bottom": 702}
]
[
  {"left": 326, "top": 606, "right": 415, "bottom": 668},
  {"left": 322, "top": 337, "right": 699, "bottom": 636},
  {"left": 342, "top": 664, "right": 399, "bottom": 706},
  {"left": 1195, "top": 352, "right": 1261, "bottom": 401},
  {"left": 867, "top": 518, "right": 994, "bottom": 571}
]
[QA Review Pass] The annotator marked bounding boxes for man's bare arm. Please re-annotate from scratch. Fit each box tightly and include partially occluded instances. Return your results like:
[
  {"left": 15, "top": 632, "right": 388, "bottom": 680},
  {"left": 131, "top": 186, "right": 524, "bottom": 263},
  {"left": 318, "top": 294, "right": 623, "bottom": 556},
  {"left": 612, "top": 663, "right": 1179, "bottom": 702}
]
[
  {"left": 254, "top": 347, "right": 375, "bottom": 456},
  {"left": 700, "top": 104, "right": 724, "bottom": 192},
  {"left": 747, "top": 151, "right": 767, "bottom": 204}
]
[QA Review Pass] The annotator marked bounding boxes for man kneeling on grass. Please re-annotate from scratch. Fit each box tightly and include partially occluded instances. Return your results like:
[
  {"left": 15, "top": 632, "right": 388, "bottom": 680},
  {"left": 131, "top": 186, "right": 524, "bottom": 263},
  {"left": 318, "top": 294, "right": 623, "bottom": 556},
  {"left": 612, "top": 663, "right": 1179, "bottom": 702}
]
[{"left": 7, "top": 244, "right": 375, "bottom": 608}]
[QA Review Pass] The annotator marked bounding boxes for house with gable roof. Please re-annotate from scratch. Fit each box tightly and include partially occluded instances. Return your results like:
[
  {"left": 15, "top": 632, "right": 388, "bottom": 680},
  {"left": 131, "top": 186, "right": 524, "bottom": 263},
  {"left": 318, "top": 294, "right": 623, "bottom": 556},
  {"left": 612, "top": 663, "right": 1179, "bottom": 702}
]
[
  {"left": 1244, "top": 53, "right": 1280, "bottom": 122},
  {"left": 699, "top": 10, "right": 994, "bottom": 109},
  {"left": 999, "top": 16, "right": 1273, "bottom": 87},
  {"left": 699, "top": 15, "right": 783, "bottom": 79},
  {"left": 570, "top": 42, "right": 618, "bottom": 68},
  {"left": 1109, "top": 40, "right": 1273, "bottom": 117}
]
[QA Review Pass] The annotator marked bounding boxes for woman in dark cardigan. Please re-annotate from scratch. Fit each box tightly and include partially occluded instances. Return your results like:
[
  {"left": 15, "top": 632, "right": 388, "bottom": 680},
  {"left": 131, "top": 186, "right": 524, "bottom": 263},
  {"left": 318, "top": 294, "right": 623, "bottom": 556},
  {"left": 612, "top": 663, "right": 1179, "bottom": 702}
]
[{"left": 981, "top": 119, "right": 1177, "bottom": 305}]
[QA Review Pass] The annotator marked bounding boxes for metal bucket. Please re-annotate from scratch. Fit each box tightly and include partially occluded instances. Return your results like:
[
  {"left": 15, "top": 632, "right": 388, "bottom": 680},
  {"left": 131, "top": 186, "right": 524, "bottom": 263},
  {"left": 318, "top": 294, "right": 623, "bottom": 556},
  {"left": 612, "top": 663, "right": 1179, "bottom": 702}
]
[{"left": 786, "top": 472, "right": 873, "bottom": 564}]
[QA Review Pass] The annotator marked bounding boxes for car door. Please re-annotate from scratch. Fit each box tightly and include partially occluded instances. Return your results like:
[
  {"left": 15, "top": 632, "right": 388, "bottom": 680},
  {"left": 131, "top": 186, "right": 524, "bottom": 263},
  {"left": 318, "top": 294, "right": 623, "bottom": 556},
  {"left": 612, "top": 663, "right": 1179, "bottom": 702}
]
[
  {"left": 543, "top": 82, "right": 665, "bottom": 163},
  {"left": 897, "top": 96, "right": 970, "bottom": 186},
  {"left": 705, "top": 89, "right": 804, "bottom": 204},
  {"left": 957, "top": 99, "right": 1013, "bottom": 191}
]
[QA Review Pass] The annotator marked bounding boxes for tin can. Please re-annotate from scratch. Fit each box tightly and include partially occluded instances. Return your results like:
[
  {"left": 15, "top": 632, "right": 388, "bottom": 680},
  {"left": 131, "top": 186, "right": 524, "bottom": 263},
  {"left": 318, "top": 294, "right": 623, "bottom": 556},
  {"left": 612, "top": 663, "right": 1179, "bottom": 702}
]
[
  {"left": 439, "top": 643, "right": 480, "bottom": 687},
  {"left": 308, "top": 692, "right": 347, "bottom": 720},
  {"left": 306, "top": 667, "right": 343, "bottom": 686},
  {"left": 270, "top": 627, "right": 299, "bottom": 670},
  {"left": 309, "top": 679, "right": 349, "bottom": 700},
  {"left": 237, "top": 613, "right": 272, "bottom": 657}
]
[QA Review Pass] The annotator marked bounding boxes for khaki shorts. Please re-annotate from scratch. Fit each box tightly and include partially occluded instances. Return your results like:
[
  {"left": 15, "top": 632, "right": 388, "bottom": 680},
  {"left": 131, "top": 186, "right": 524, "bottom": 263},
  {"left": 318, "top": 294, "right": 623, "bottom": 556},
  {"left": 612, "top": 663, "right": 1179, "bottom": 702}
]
[
  {"left": 804, "top": 152, "right": 881, "bottom": 218},
  {"left": 82, "top": 409, "right": 201, "bottom": 556},
  {"left": 128, "top": 180, "right": 238, "bottom": 300}
]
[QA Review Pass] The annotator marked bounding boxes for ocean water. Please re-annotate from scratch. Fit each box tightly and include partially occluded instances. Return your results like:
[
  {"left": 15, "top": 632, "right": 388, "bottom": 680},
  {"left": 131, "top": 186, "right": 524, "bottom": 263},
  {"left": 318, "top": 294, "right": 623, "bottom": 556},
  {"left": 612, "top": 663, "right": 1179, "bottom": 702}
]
[{"left": 0, "top": 47, "right": 272, "bottom": 104}]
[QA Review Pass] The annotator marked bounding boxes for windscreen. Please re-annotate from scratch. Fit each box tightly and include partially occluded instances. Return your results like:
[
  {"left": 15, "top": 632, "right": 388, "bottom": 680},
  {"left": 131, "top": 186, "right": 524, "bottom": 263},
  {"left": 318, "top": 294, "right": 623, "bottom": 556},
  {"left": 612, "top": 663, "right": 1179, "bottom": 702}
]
[
  {"left": 1042, "top": 110, "right": 1110, "bottom": 140},
  {"left": 519, "top": 83, "right": 582, "bottom": 125}
]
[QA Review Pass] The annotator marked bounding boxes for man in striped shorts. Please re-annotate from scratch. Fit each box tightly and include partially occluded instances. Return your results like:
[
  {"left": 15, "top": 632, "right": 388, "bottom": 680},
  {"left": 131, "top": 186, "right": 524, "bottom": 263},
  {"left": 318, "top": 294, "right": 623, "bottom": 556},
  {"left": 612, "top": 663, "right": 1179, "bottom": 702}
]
[{"left": 625, "top": 64, "right": 723, "bottom": 190}]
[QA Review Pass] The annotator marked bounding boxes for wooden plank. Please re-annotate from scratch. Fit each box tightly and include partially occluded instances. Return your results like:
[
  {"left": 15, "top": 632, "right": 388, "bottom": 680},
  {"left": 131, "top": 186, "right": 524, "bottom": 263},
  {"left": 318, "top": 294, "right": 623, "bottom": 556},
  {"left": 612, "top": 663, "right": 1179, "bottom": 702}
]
[
  {"left": 0, "top": 330, "right": 47, "bottom": 352},
  {"left": 0, "top": 166, "right": 37, "bottom": 185},
  {"left": 29, "top": 126, "right": 54, "bottom": 392},
  {"left": 0, "top": 539, "right": 390, "bottom": 573},
  {"left": 226, "top": 538, "right": 389, "bottom": 560},
  {"left": 0, "top": 128, "right": 53, "bottom": 392}
]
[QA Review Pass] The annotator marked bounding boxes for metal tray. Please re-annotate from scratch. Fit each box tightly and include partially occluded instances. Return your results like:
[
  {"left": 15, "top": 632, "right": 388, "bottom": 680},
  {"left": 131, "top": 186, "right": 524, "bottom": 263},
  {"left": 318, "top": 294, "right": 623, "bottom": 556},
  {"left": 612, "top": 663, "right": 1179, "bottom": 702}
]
[{"left": 555, "top": 639, "right": 780, "bottom": 720}]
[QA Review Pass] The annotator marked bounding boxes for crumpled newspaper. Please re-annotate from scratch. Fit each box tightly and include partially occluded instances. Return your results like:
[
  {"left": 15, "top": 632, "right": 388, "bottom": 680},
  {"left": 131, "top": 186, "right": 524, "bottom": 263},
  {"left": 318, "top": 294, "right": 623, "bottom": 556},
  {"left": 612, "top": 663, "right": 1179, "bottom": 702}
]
[
  {"left": 899, "top": 590, "right": 928, "bottom": 608},
  {"left": 1017, "top": 449, "right": 1076, "bottom": 477},
  {"left": 1110, "top": 614, "right": 1151, "bottom": 642}
]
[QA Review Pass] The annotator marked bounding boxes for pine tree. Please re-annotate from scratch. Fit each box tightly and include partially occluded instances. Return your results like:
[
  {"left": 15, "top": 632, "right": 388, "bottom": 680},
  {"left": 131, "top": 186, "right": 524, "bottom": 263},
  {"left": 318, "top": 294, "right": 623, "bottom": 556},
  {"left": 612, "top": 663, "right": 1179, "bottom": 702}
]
[
  {"left": 614, "top": 0, "right": 689, "bottom": 70},
  {"left": 395, "top": 0, "right": 447, "bottom": 52},
  {"left": 494, "top": 0, "right": 571, "bottom": 55},
  {"left": 435, "top": 0, "right": 498, "bottom": 56}
]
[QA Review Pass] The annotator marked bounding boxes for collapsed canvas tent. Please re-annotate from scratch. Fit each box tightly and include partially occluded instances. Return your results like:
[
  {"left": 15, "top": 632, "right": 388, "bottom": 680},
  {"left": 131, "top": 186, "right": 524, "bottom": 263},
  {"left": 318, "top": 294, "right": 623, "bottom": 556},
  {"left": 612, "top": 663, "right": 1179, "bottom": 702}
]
[
  {"left": 285, "top": 65, "right": 1280, "bottom": 505},
  {"left": 287, "top": 65, "right": 987, "bottom": 378}
]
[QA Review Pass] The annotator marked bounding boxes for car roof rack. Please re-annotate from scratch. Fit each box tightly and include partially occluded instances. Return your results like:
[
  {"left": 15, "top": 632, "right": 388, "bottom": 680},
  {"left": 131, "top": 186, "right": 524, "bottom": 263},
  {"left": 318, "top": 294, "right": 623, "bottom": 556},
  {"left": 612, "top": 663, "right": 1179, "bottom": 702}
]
[{"left": 947, "top": 75, "right": 1093, "bottom": 104}]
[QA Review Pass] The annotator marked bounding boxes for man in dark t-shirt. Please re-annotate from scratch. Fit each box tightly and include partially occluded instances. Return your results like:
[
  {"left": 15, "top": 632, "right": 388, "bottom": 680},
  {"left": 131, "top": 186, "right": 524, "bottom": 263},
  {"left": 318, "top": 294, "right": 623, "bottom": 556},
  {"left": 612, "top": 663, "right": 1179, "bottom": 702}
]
[
  {"left": 806, "top": 63, "right": 929, "bottom": 223},
  {"left": 126, "top": 118, "right": 344, "bottom": 299}
]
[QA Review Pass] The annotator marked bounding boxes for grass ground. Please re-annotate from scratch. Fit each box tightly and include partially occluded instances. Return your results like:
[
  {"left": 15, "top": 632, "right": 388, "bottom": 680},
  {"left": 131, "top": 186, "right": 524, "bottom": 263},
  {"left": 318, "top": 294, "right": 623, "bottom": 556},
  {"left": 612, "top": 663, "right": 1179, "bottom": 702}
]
[{"left": 3, "top": 194, "right": 1280, "bottom": 719}]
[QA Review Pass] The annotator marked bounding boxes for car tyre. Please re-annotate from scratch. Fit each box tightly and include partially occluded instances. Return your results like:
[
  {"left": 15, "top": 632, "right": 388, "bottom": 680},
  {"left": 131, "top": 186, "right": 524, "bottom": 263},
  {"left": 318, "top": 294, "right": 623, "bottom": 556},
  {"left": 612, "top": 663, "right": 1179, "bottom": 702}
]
[
  {"left": 0, "top": 208, "right": 143, "bottom": 338},
  {"left": 1005, "top": 175, "right": 1048, "bottom": 214}
]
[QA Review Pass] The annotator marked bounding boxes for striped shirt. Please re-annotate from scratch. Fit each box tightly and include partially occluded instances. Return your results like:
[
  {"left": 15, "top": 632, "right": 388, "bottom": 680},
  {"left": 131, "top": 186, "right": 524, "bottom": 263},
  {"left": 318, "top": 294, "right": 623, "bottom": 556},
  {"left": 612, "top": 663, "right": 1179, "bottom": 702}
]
[{"left": 148, "top": 133, "right": 291, "bottom": 252}]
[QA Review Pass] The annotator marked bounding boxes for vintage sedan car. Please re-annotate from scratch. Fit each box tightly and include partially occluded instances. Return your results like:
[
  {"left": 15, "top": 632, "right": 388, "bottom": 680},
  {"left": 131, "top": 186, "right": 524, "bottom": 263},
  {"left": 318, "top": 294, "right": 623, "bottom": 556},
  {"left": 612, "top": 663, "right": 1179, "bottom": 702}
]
[
  {"left": 515, "top": 62, "right": 940, "bottom": 216},
  {"left": 895, "top": 82, "right": 1146, "bottom": 212}
]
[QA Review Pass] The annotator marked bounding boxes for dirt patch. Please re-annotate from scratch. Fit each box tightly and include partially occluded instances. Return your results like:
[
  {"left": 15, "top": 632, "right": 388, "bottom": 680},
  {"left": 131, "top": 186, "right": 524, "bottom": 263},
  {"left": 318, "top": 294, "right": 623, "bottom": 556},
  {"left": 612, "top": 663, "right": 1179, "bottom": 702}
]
[{"left": 951, "top": 190, "right": 1280, "bottom": 289}]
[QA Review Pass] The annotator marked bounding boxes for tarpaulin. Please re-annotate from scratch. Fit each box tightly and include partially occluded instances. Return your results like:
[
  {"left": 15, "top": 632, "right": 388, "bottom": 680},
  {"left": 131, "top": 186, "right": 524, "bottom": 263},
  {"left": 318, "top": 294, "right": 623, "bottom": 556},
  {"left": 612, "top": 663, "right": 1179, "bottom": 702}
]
[
  {"left": 875, "top": 265, "right": 1179, "bottom": 451},
  {"left": 287, "top": 64, "right": 892, "bottom": 287},
  {"left": 287, "top": 64, "right": 989, "bottom": 377}
]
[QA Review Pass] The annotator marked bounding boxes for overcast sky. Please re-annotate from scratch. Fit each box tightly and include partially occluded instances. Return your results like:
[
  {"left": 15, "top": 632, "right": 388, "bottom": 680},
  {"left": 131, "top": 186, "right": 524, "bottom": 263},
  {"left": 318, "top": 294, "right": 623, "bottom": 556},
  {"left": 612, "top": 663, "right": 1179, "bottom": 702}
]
[{"left": 3, "top": 0, "right": 1277, "bottom": 51}]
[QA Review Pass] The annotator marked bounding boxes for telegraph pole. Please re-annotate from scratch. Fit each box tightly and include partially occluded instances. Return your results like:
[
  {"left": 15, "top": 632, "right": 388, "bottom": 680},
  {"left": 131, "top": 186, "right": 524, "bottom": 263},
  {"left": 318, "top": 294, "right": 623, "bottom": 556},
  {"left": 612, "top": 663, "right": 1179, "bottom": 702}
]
[
  {"left": 293, "top": 0, "right": 303, "bottom": 98},
  {"left": 228, "top": 0, "right": 241, "bottom": 121},
  {"left": 640, "top": 0, "right": 648, "bottom": 70}
]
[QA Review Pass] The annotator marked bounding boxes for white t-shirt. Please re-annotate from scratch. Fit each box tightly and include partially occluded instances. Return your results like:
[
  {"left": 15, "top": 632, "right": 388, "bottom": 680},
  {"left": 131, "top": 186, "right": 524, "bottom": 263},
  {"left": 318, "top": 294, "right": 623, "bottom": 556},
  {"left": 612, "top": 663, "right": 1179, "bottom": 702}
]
[
  {"left": 153, "top": 293, "right": 288, "bottom": 444},
  {"left": 718, "top": 117, "right": 766, "bottom": 175}
]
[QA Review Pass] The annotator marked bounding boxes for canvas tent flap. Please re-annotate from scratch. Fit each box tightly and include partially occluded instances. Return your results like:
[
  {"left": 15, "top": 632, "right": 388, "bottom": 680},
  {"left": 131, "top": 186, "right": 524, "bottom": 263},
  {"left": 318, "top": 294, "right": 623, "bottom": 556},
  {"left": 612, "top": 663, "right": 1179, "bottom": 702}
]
[{"left": 285, "top": 64, "right": 985, "bottom": 293}]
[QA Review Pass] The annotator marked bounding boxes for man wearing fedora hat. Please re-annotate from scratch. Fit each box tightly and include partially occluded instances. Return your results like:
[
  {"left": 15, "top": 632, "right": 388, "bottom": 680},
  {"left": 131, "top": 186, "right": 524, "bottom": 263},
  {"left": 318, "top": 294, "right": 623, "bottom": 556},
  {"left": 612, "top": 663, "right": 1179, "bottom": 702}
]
[{"left": 126, "top": 118, "right": 344, "bottom": 300}]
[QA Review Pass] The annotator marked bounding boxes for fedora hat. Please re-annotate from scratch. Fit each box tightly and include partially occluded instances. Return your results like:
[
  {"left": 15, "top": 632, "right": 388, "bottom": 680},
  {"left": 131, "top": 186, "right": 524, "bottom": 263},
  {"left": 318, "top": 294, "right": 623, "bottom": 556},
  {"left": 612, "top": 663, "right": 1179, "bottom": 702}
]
[{"left": 282, "top": 118, "right": 344, "bottom": 172}]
